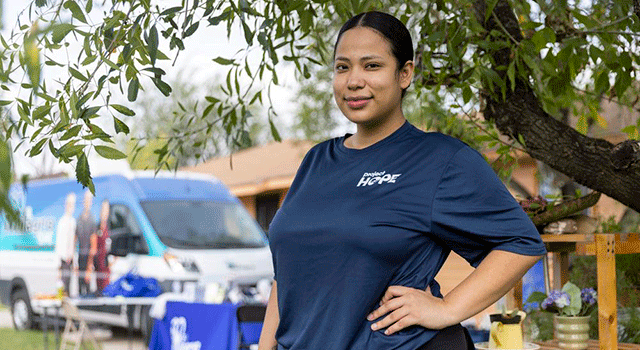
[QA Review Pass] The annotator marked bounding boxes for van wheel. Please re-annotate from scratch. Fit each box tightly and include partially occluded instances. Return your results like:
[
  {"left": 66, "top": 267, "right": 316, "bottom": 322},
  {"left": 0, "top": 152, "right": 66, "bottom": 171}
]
[
  {"left": 140, "top": 305, "right": 154, "bottom": 345},
  {"left": 11, "top": 289, "right": 34, "bottom": 330}
]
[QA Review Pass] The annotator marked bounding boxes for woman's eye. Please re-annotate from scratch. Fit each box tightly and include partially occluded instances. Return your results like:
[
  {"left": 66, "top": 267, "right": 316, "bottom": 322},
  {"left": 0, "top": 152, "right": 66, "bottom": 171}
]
[
  {"left": 335, "top": 64, "right": 348, "bottom": 71},
  {"left": 366, "top": 63, "right": 381, "bottom": 69}
]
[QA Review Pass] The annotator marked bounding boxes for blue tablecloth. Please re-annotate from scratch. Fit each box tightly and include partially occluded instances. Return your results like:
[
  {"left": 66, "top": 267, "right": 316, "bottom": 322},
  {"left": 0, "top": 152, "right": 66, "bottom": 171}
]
[{"left": 148, "top": 301, "right": 262, "bottom": 350}]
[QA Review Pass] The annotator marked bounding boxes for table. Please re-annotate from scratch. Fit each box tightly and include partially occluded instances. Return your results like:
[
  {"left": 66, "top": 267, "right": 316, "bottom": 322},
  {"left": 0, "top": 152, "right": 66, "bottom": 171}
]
[
  {"left": 148, "top": 301, "right": 262, "bottom": 350},
  {"left": 539, "top": 233, "right": 640, "bottom": 350}
]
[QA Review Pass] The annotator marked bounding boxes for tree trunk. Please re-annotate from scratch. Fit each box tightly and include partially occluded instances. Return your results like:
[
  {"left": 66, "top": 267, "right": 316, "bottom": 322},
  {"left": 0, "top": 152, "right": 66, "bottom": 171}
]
[{"left": 474, "top": 0, "right": 640, "bottom": 213}]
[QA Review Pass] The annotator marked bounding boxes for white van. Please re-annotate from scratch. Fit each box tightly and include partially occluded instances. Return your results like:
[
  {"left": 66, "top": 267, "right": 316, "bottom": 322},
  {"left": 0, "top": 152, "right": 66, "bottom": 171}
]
[{"left": 0, "top": 172, "right": 273, "bottom": 339}]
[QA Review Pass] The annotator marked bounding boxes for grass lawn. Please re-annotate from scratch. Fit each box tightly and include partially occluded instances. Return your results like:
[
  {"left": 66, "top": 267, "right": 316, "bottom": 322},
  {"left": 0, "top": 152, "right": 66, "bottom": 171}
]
[
  {"left": 0, "top": 328, "right": 48, "bottom": 350},
  {"left": 0, "top": 328, "right": 99, "bottom": 350}
]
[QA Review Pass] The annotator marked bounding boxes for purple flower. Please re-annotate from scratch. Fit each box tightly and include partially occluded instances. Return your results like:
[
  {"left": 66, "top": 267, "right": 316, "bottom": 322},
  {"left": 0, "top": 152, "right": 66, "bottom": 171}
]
[
  {"left": 542, "top": 290, "right": 571, "bottom": 311},
  {"left": 554, "top": 292, "right": 571, "bottom": 308},
  {"left": 541, "top": 296, "right": 554, "bottom": 310},
  {"left": 581, "top": 288, "right": 597, "bottom": 306}
]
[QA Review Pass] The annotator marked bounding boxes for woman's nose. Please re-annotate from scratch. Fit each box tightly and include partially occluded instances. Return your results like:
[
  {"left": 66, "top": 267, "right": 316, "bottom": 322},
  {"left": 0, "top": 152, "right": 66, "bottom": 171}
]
[{"left": 347, "top": 71, "right": 365, "bottom": 90}]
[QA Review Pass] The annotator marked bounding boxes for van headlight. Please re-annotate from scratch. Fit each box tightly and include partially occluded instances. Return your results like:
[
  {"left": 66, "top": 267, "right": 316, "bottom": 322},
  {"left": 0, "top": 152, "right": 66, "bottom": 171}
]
[{"left": 163, "top": 252, "right": 200, "bottom": 273}]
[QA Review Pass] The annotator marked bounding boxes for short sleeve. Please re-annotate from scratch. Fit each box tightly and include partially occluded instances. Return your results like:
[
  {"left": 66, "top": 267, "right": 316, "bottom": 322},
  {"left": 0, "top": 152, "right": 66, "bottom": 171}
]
[{"left": 431, "top": 146, "right": 546, "bottom": 267}]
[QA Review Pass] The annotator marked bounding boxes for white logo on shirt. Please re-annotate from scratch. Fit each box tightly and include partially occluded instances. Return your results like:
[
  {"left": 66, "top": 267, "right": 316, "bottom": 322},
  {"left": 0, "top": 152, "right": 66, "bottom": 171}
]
[{"left": 357, "top": 171, "right": 401, "bottom": 187}]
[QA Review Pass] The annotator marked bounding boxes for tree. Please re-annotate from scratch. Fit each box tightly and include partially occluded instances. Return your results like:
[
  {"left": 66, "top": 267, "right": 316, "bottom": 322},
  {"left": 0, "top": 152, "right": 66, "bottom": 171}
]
[
  {"left": 1, "top": 0, "right": 639, "bottom": 213},
  {"left": 123, "top": 68, "right": 268, "bottom": 170}
]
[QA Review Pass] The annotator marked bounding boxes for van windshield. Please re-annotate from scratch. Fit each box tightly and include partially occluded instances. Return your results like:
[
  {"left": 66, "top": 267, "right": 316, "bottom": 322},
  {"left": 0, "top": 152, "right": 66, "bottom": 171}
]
[{"left": 140, "top": 201, "right": 268, "bottom": 249}]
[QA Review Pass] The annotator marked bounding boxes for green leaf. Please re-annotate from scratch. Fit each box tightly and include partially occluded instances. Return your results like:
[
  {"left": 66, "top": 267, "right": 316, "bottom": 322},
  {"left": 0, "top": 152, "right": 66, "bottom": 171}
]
[
  {"left": 269, "top": 119, "right": 281, "bottom": 142},
  {"left": 614, "top": 70, "right": 632, "bottom": 99},
  {"left": 507, "top": 61, "right": 516, "bottom": 91},
  {"left": 128, "top": 78, "right": 139, "bottom": 102},
  {"left": 525, "top": 291, "right": 548, "bottom": 305},
  {"left": 32, "top": 105, "right": 52, "bottom": 120},
  {"left": 152, "top": 78, "right": 172, "bottom": 96},
  {"left": 462, "top": 86, "right": 473, "bottom": 104},
  {"left": 85, "top": 0, "right": 93, "bottom": 12},
  {"left": 0, "top": 138, "right": 12, "bottom": 191},
  {"left": 69, "top": 67, "right": 88, "bottom": 81},
  {"left": 212, "top": 57, "right": 235, "bottom": 65},
  {"left": 160, "top": 6, "right": 183, "bottom": 16},
  {"left": 111, "top": 104, "right": 135, "bottom": 116},
  {"left": 561, "top": 282, "right": 582, "bottom": 316},
  {"left": 531, "top": 27, "right": 556, "bottom": 50},
  {"left": 52, "top": 23, "right": 76, "bottom": 44},
  {"left": 594, "top": 71, "right": 610, "bottom": 94},
  {"left": 63, "top": 1, "right": 87, "bottom": 24},
  {"left": 75, "top": 153, "right": 95, "bottom": 194},
  {"left": 576, "top": 114, "right": 588, "bottom": 135},
  {"left": 113, "top": 117, "right": 130, "bottom": 134},
  {"left": 95, "top": 145, "right": 127, "bottom": 160},
  {"left": 485, "top": 0, "right": 499, "bottom": 21},
  {"left": 241, "top": 20, "right": 253, "bottom": 44},
  {"left": 148, "top": 25, "right": 159, "bottom": 65},
  {"left": 60, "top": 125, "right": 82, "bottom": 140},
  {"left": 29, "top": 138, "right": 48, "bottom": 157},
  {"left": 183, "top": 22, "right": 199, "bottom": 38}
]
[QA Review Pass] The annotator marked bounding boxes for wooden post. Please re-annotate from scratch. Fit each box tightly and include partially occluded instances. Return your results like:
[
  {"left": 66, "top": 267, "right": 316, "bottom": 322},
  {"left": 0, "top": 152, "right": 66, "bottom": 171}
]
[
  {"left": 559, "top": 251, "right": 570, "bottom": 286},
  {"left": 596, "top": 234, "right": 617, "bottom": 350}
]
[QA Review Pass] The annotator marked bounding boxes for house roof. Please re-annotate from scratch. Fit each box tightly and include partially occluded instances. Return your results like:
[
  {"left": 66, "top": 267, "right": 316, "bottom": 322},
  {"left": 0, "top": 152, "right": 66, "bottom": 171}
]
[{"left": 182, "top": 139, "right": 315, "bottom": 197}]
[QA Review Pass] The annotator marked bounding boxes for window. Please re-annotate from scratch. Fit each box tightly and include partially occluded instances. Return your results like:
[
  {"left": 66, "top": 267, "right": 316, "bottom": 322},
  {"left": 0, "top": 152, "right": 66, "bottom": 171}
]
[
  {"left": 140, "top": 201, "right": 267, "bottom": 250},
  {"left": 108, "top": 204, "right": 147, "bottom": 255}
]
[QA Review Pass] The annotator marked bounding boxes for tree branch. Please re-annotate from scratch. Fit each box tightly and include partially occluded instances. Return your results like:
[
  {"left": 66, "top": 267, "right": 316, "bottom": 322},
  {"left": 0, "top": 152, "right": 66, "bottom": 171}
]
[{"left": 474, "top": 0, "right": 640, "bottom": 213}]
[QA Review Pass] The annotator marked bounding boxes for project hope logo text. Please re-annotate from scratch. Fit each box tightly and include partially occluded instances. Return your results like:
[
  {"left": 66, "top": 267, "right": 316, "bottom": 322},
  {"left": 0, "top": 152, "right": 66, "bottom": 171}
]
[{"left": 357, "top": 171, "right": 402, "bottom": 187}]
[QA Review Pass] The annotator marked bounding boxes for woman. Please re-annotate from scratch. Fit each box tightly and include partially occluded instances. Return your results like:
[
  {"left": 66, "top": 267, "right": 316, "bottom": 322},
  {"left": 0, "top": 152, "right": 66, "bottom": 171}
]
[
  {"left": 259, "top": 11, "right": 546, "bottom": 350},
  {"left": 88, "top": 199, "right": 111, "bottom": 295}
]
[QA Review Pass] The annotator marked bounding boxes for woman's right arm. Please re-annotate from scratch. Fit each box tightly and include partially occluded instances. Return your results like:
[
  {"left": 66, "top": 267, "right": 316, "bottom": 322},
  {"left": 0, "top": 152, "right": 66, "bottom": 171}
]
[{"left": 258, "top": 280, "right": 279, "bottom": 350}]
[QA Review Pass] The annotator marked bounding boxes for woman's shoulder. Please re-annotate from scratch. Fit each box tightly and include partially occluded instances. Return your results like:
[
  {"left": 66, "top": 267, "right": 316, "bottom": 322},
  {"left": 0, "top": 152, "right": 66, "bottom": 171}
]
[{"left": 405, "top": 126, "right": 470, "bottom": 155}]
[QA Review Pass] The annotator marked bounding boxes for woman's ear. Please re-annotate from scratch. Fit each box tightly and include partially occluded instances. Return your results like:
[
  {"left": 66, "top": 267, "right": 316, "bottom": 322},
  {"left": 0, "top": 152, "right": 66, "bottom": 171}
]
[{"left": 399, "top": 60, "right": 414, "bottom": 90}]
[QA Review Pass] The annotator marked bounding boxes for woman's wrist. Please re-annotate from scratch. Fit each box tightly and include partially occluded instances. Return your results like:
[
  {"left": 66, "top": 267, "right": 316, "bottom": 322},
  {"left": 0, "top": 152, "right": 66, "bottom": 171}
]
[{"left": 438, "top": 295, "right": 464, "bottom": 328}]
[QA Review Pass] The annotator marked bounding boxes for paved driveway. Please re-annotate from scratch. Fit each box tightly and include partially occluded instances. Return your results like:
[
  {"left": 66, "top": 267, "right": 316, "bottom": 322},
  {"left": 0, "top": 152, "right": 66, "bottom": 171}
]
[{"left": 0, "top": 308, "right": 147, "bottom": 350}]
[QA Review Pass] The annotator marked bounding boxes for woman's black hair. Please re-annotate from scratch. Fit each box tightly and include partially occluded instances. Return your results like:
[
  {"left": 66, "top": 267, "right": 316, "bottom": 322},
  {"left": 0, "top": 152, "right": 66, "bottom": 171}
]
[
  {"left": 335, "top": 11, "right": 413, "bottom": 71},
  {"left": 334, "top": 11, "right": 414, "bottom": 95}
]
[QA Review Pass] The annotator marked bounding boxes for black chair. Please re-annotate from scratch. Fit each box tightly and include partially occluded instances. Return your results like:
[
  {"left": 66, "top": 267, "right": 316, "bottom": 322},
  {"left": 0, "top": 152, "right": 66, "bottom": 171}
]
[{"left": 236, "top": 304, "right": 267, "bottom": 349}]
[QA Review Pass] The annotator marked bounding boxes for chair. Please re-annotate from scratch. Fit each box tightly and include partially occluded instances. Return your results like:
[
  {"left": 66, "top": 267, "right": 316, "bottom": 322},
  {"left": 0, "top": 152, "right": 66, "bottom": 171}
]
[
  {"left": 59, "top": 298, "right": 103, "bottom": 350},
  {"left": 236, "top": 304, "right": 267, "bottom": 349}
]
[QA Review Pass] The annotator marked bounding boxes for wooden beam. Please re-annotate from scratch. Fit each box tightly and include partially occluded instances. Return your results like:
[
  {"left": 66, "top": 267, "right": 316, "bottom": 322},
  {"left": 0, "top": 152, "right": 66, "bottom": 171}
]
[{"left": 596, "top": 234, "right": 617, "bottom": 350}]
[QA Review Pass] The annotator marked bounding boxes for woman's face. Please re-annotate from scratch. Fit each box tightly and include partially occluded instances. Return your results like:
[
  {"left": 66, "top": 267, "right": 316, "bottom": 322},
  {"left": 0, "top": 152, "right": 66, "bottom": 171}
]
[{"left": 333, "top": 26, "right": 412, "bottom": 127}]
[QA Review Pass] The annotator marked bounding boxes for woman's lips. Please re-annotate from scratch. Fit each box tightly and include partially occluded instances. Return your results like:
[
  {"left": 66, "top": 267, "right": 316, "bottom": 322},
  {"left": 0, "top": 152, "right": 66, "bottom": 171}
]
[{"left": 346, "top": 97, "right": 371, "bottom": 109}]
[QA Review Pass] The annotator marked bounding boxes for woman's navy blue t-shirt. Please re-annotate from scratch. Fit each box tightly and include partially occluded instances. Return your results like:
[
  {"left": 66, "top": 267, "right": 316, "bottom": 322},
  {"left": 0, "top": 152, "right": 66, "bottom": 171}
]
[{"left": 268, "top": 122, "right": 546, "bottom": 350}]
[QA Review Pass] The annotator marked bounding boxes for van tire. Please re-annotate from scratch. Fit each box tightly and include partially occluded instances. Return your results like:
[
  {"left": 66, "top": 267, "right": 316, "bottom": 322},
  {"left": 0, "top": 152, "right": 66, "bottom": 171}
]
[
  {"left": 140, "top": 305, "right": 154, "bottom": 345},
  {"left": 10, "top": 289, "right": 34, "bottom": 331}
]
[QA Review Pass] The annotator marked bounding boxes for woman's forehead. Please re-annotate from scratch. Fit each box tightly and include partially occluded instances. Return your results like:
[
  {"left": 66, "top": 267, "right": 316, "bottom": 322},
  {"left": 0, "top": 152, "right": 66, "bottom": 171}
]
[{"left": 334, "top": 27, "right": 393, "bottom": 60}]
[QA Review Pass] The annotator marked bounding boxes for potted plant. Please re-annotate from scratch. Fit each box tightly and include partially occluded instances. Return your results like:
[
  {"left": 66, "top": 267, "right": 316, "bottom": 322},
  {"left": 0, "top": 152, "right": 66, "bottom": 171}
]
[{"left": 527, "top": 282, "right": 598, "bottom": 350}]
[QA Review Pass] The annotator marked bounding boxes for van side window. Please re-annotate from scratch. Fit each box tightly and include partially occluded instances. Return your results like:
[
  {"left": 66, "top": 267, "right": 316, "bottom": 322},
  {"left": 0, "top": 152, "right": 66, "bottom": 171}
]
[{"left": 109, "top": 204, "right": 148, "bottom": 255}]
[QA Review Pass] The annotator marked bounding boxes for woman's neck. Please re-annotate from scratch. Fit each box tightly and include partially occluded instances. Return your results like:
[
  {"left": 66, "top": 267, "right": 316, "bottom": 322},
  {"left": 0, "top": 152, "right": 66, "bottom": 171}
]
[{"left": 345, "top": 114, "right": 406, "bottom": 150}]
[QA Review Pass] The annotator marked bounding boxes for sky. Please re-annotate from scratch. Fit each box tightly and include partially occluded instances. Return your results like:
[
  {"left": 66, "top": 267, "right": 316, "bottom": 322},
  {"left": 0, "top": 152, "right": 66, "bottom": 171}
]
[{"left": 2, "top": 0, "right": 302, "bottom": 178}]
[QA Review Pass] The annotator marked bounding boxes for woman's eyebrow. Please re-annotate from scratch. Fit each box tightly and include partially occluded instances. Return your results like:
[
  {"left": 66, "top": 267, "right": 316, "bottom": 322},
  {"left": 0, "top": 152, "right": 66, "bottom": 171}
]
[{"left": 334, "top": 55, "right": 384, "bottom": 62}]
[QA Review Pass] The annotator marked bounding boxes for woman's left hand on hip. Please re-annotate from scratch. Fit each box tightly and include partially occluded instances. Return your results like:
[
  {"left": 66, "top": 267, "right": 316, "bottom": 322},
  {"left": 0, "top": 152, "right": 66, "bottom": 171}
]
[{"left": 366, "top": 285, "right": 454, "bottom": 335}]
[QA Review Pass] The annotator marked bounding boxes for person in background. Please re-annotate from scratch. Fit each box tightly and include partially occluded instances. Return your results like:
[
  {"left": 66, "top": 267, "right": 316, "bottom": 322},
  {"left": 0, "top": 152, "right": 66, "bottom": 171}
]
[
  {"left": 89, "top": 199, "right": 111, "bottom": 295},
  {"left": 55, "top": 192, "right": 76, "bottom": 296},
  {"left": 76, "top": 189, "right": 95, "bottom": 296}
]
